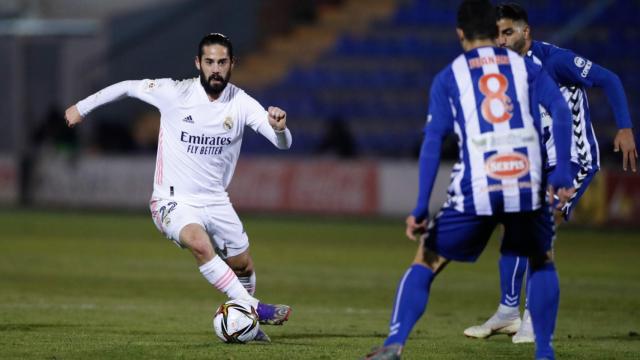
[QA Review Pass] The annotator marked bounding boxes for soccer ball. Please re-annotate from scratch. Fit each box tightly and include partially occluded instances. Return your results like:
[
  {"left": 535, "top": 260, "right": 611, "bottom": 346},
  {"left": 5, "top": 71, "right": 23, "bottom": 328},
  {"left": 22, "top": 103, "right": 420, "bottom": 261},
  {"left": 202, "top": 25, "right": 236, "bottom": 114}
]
[{"left": 213, "top": 299, "right": 260, "bottom": 343}]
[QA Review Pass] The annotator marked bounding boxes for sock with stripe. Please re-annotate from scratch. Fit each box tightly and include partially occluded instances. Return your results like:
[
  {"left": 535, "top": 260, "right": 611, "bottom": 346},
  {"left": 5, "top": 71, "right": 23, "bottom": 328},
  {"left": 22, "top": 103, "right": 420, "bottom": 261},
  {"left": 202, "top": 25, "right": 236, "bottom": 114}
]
[
  {"left": 199, "top": 256, "right": 258, "bottom": 307},
  {"left": 238, "top": 272, "right": 256, "bottom": 295},
  {"left": 384, "top": 264, "right": 435, "bottom": 346},
  {"left": 499, "top": 254, "right": 527, "bottom": 308},
  {"left": 529, "top": 262, "right": 559, "bottom": 360}
]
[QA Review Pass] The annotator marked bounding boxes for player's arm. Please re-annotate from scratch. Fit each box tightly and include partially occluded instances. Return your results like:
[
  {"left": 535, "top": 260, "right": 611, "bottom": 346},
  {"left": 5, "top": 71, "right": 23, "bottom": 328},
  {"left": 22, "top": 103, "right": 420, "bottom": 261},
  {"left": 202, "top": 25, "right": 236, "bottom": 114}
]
[
  {"left": 65, "top": 81, "right": 136, "bottom": 127},
  {"left": 407, "top": 72, "right": 453, "bottom": 240},
  {"left": 548, "top": 50, "right": 637, "bottom": 171},
  {"left": 245, "top": 95, "right": 292, "bottom": 149},
  {"left": 65, "top": 79, "right": 173, "bottom": 128},
  {"left": 536, "top": 68, "right": 575, "bottom": 206}
]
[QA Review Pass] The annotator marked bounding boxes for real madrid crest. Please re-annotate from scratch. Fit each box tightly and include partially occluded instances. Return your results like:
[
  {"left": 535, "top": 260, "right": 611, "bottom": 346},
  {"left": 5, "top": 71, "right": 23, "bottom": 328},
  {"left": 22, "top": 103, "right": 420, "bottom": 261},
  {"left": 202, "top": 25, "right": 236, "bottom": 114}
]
[{"left": 223, "top": 116, "right": 234, "bottom": 131}]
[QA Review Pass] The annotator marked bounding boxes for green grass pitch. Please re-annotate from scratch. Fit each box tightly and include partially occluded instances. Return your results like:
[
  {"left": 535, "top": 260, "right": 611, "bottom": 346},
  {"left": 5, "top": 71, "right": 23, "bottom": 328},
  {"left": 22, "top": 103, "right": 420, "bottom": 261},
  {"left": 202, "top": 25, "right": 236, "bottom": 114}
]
[{"left": 0, "top": 210, "right": 638, "bottom": 359}]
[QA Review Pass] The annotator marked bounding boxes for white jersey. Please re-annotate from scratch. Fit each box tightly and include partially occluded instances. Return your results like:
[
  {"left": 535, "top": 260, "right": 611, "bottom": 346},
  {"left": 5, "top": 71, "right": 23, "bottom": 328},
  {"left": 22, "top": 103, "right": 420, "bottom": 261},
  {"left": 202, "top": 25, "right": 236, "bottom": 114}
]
[{"left": 77, "top": 78, "right": 292, "bottom": 206}]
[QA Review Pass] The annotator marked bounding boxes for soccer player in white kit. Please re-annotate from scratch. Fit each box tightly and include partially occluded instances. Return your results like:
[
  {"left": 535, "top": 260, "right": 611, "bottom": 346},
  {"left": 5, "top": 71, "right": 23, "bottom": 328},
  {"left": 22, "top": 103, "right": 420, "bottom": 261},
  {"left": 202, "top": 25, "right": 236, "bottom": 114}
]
[{"left": 64, "top": 33, "right": 291, "bottom": 342}]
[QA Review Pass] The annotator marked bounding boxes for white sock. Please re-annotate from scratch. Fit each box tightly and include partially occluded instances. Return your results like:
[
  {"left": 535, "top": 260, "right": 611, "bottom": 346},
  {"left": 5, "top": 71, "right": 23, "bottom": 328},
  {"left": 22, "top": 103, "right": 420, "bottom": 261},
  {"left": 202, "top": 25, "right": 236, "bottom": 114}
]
[
  {"left": 497, "top": 304, "right": 520, "bottom": 320},
  {"left": 238, "top": 272, "right": 256, "bottom": 295},
  {"left": 199, "top": 257, "right": 258, "bottom": 307}
]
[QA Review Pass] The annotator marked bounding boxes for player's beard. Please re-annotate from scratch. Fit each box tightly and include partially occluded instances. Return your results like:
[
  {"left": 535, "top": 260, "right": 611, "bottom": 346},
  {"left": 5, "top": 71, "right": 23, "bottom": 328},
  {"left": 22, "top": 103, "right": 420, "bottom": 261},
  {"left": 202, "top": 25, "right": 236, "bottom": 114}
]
[
  {"left": 511, "top": 35, "right": 527, "bottom": 55},
  {"left": 199, "top": 69, "right": 231, "bottom": 97}
]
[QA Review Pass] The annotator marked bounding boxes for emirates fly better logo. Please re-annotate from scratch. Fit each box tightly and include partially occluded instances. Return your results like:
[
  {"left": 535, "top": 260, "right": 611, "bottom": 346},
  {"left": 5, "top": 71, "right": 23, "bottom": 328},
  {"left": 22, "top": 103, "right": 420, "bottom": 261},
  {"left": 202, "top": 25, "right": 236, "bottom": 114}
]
[{"left": 484, "top": 153, "right": 530, "bottom": 180}]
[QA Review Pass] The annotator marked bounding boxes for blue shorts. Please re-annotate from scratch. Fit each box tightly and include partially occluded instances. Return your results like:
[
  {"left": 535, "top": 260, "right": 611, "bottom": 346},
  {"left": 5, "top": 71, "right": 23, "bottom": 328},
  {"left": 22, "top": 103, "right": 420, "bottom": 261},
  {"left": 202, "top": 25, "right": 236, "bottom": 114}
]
[
  {"left": 425, "top": 205, "right": 555, "bottom": 262},
  {"left": 564, "top": 163, "right": 597, "bottom": 220},
  {"left": 550, "top": 162, "right": 598, "bottom": 220}
]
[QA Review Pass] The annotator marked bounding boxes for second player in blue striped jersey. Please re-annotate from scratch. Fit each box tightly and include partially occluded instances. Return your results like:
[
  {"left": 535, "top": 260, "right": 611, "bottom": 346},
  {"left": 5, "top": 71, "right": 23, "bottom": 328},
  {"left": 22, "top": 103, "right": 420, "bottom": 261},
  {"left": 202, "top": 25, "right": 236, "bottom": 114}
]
[
  {"left": 527, "top": 40, "right": 636, "bottom": 172},
  {"left": 463, "top": 3, "right": 638, "bottom": 346}
]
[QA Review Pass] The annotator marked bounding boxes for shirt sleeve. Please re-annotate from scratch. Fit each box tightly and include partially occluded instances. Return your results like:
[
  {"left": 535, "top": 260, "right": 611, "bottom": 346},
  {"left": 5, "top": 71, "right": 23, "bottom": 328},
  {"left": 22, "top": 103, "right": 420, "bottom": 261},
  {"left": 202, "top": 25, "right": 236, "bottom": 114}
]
[
  {"left": 536, "top": 68, "right": 573, "bottom": 189},
  {"left": 411, "top": 72, "right": 454, "bottom": 222},
  {"left": 76, "top": 78, "right": 176, "bottom": 116},
  {"left": 546, "top": 49, "right": 632, "bottom": 129},
  {"left": 242, "top": 92, "right": 292, "bottom": 149}
]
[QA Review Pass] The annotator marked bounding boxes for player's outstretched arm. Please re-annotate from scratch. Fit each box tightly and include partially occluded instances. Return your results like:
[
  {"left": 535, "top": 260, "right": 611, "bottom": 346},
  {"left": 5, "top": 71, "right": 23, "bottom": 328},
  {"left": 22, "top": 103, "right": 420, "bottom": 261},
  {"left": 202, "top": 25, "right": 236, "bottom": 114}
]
[
  {"left": 550, "top": 51, "right": 636, "bottom": 171},
  {"left": 65, "top": 105, "right": 83, "bottom": 128},
  {"left": 613, "top": 128, "right": 637, "bottom": 172},
  {"left": 64, "top": 80, "right": 167, "bottom": 129}
]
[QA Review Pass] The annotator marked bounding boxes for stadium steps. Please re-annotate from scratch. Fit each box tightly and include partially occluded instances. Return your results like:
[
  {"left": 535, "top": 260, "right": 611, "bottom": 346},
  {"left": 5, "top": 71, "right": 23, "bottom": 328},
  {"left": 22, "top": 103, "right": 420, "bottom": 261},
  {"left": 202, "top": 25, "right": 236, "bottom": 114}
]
[{"left": 233, "top": 0, "right": 397, "bottom": 89}]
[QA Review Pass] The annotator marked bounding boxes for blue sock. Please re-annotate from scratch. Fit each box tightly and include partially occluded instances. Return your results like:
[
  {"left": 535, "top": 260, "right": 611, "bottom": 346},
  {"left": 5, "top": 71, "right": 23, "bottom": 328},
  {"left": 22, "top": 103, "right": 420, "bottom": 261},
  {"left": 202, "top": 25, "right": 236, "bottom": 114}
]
[
  {"left": 499, "top": 254, "right": 528, "bottom": 307},
  {"left": 529, "top": 263, "right": 559, "bottom": 360},
  {"left": 384, "top": 264, "right": 435, "bottom": 346}
]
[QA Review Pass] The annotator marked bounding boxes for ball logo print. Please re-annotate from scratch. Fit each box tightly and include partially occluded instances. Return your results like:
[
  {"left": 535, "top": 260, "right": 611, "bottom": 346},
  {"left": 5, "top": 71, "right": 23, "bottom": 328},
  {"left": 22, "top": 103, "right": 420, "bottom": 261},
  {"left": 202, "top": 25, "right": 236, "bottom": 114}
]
[
  {"left": 213, "top": 300, "right": 260, "bottom": 343},
  {"left": 484, "top": 153, "right": 530, "bottom": 180},
  {"left": 574, "top": 56, "right": 586, "bottom": 68},
  {"left": 478, "top": 73, "right": 513, "bottom": 124}
]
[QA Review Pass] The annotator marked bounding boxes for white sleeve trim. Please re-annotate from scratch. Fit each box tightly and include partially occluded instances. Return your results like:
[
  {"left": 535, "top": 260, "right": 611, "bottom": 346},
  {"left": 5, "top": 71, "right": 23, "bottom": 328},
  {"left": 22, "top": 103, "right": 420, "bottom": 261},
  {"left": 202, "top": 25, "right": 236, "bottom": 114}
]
[{"left": 255, "top": 122, "right": 292, "bottom": 150}]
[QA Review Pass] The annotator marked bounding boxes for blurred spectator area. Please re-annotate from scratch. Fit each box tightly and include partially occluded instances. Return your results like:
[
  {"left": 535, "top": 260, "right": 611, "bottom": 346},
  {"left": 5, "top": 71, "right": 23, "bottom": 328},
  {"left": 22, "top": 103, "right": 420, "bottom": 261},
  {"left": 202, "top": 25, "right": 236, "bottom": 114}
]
[
  {"left": 0, "top": 0, "right": 637, "bottom": 162},
  {"left": 242, "top": 0, "right": 640, "bottom": 160}
]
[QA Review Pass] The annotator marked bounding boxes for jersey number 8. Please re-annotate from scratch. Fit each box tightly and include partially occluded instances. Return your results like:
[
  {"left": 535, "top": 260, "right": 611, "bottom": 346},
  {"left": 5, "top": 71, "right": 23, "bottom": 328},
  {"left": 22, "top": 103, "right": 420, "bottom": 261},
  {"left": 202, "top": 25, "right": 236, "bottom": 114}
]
[{"left": 479, "top": 73, "right": 513, "bottom": 124}]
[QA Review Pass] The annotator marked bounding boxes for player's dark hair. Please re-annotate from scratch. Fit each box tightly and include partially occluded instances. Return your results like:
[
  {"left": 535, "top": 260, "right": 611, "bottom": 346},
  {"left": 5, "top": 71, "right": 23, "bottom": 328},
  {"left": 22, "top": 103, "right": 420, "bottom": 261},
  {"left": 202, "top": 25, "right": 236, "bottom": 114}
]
[
  {"left": 198, "top": 33, "right": 234, "bottom": 60},
  {"left": 496, "top": 2, "right": 529, "bottom": 24},
  {"left": 457, "top": 0, "right": 498, "bottom": 41}
]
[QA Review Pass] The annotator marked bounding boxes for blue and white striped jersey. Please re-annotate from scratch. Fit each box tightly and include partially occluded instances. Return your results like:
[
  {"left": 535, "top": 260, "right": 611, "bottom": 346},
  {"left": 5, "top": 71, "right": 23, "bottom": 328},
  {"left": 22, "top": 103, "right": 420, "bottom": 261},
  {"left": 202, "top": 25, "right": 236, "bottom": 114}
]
[
  {"left": 412, "top": 46, "right": 572, "bottom": 219},
  {"left": 528, "top": 40, "right": 633, "bottom": 171}
]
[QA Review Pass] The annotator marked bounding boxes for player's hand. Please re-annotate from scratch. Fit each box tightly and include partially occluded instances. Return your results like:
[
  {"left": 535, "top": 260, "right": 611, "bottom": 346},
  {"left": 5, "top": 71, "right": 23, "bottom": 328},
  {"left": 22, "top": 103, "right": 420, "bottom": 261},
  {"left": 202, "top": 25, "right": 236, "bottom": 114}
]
[
  {"left": 65, "top": 105, "right": 83, "bottom": 128},
  {"left": 613, "top": 128, "right": 637, "bottom": 172},
  {"left": 268, "top": 106, "right": 287, "bottom": 131},
  {"left": 547, "top": 185, "right": 575, "bottom": 210},
  {"left": 405, "top": 215, "right": 427, "bottom": 241}
]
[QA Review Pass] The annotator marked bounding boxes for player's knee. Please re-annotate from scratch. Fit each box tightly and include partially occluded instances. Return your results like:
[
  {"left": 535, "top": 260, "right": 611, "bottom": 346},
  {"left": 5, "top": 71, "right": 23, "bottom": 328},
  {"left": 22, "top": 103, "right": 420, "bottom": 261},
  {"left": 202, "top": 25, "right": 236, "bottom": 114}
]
[
  {"left": 528, "top": 250, "right": 554, "bottom": 270},
  {"left": 180, "top": 225, "right": 214, "bottom": 261},
  {"left": 417, "top": 247, "right": 447, "bottom": 272}
]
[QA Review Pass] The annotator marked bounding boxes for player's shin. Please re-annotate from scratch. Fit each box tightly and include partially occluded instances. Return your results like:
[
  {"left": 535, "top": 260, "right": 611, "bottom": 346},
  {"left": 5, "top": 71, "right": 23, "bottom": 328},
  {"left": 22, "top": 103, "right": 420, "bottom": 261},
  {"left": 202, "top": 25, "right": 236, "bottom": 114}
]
[
  {"left": 499, "top": 253, "right": 528, "bottom": 311},
  {"left": 384, "top": 264, "right": 435, "bottom": 346},
  {"left": 199, "top": 256, "right": 258, "bottom": 306},
  {"left": 529, "top": 262, "right": 559, "bottom": 360}
]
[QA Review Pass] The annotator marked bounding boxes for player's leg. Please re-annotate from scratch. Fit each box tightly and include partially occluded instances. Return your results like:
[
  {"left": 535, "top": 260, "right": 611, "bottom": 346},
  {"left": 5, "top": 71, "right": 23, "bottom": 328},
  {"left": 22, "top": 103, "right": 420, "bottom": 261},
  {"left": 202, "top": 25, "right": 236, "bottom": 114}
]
[
  {"left": 206, "top": 203, "right": 290, "bottom": 326},
  {"left": 463, "top": 248, "right": 526, "bottom": 338},
  {"left": 179, "top": 223, "right": 256, "bottom": 301},
  {"left": 363, "top": 242, "right": 447, "bottom": 360},
  {"left": 149, "top": 198, "right": 257, "bottom": 303},
  {"left": 511, "top": 265, "right": 534, "bottom": 344},
  {"left": 528, "top": 252, "right": 558, "bottom": 359},
  {"left": 226, "top": 250, "right": 256, "bottom": 295},
  {"left": 513, "top": 163, "right": 596, "bottom": 344},
  {"left": 364, "top": 208, "right": 496, "bottom": 360},
  {"left": 503, "top": 208, "right": 559, "bottom": 359}
]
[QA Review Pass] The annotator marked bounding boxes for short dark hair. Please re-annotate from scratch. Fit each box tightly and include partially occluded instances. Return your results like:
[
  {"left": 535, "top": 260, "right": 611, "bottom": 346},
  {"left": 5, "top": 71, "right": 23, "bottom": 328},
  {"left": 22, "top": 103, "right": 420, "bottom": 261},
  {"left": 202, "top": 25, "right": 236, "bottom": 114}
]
[
  {"left": 496, "top": 2, "right": 529, "bottom": 24},
  {"left": 457, "top": 0, "right": 498, "bottom": 41},
  {"left": 198, "top": 33, "right": 234, "bottom": 60}
]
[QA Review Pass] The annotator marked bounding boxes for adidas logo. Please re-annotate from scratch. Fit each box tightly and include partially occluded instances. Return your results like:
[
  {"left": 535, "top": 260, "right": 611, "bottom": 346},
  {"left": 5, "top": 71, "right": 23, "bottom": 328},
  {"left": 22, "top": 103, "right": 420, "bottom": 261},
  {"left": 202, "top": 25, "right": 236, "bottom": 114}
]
[{"left": 182, "top": 115, "right": 194, "bottom": 123}]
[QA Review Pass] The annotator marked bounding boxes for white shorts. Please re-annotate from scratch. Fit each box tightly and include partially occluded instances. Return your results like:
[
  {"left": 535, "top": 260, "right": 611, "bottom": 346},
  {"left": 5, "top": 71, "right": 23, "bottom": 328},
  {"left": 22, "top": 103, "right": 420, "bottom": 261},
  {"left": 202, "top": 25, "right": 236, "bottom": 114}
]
[{"left": 149, "top": 197, "right": 249, "bottom": 259}]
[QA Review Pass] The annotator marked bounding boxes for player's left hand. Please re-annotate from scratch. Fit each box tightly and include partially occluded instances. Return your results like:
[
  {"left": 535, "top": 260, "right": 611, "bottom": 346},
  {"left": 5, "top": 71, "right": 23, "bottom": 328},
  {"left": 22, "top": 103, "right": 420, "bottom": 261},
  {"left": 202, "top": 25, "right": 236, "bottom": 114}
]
[
  {"left": 268, "top": 106, "right": 287, "bottom": 131},
  {"left": 547, "top": 185, "right": 575, "bottom": 210},
  {"left": 613, "top": 128, "right": 637, "bottom": 172},
  {"left": 405, "top": 215, "right": 427, "bottom": 241}
]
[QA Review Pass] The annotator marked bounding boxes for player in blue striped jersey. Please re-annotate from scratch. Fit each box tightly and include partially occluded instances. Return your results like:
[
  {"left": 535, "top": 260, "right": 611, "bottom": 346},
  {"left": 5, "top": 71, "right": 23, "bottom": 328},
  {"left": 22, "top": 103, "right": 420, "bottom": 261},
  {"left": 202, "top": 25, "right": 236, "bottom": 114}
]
[
  {"left": 463, "top": 2, "right": 638, "bottom": 344},
  {"left": 362, "top": 1, "right": 574, "bottom": 359}
]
